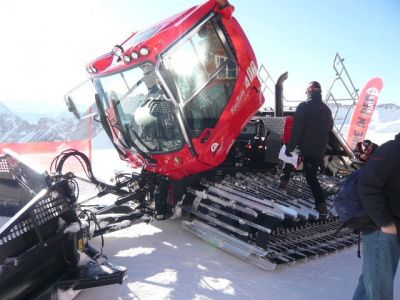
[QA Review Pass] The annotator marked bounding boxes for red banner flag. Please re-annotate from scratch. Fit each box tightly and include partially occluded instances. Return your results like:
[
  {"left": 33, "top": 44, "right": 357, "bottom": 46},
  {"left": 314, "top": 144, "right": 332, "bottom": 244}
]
[{"left": 346, "top": 77, "right": 383, "bottom": 150}]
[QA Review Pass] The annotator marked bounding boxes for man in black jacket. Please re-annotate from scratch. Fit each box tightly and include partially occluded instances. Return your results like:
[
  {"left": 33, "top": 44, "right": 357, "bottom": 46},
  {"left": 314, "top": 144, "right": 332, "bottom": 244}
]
[
  {"left": 353, "top": 133, "right": 400, "bottom": 300},
  {"left": 285, "top": 81, "right": 333, "bottom": 217}
]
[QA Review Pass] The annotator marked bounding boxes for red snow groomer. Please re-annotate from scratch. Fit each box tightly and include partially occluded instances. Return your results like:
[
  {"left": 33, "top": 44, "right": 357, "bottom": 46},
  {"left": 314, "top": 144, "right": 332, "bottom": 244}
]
[
  {"left": 60, "top": 0, "right": 358, "bottom": 270},
  {"left": 70, "top": 0, "right": 263, "bottom": 179},
  {"left": 0, "top": 2, "right": 361, "bottom": 298}
]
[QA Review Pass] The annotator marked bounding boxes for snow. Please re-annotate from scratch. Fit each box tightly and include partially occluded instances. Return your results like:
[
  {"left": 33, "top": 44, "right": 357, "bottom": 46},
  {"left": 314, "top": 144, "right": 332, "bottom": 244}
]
[
  {"left": 0, "top": 102, "right": 12, "bottom": 114},
  {"left": 71, "top": 126, "right": 400, "bottom": 300},
  {"left": 63, "top": 222, "right": 81, "bottom": 234},
  {"left": 78, "top": 251, "right": 95, "bottom": 267},
  {"left": 74, "top": 219, "right": 400, "bottom": 300},
  {"left": 1, "top": 119, "right": 400, "bottom": 300},
  {"left": 338, "top": 109, "right": 400, "bottom": 146},
  {"left": 3, "top": 257, "right": 19, "bottom": 267},
  {"left": 57, "top": 288, "right": 81, "bottom": 300}
]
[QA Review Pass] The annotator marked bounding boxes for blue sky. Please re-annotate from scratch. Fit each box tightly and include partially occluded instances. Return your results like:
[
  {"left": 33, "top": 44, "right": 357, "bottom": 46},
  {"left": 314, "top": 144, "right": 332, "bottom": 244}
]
[{"left": 0, "top": 0, "right": 398, "bottom": 114}]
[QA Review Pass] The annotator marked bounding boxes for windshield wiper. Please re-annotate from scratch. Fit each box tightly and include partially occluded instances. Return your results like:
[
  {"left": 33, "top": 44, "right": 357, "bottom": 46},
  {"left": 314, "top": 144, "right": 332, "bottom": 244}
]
[
  {"left": 95, "top": 93, "right": 126, "bottom": 157},
  {"left": 110, "top": 92, "right": 156, "bottom": 164}
]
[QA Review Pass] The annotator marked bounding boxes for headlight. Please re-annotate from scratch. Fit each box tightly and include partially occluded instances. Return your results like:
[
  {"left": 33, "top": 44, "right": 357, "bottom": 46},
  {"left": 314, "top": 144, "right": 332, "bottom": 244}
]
[
  {"left": 131, "top": 51, "right": 139, "bottom": 60},
  {"left": 112, "top": 45, "right": 124, "bottom": 57},
  {"left": 139, "top": 47, "right": 150, "bottom": 56},
  {"left": 123, "top": 55, "right": 132, "bottom": 63}
]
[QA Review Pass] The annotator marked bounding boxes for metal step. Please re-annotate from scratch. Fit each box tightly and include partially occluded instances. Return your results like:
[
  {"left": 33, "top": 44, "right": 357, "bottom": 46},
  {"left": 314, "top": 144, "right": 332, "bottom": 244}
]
[
  {"left": 182, "top": 216, "right": 358, "bottom": 270},
  {"left": 182, "top": 219, "right": 277, "bottom": 271}
]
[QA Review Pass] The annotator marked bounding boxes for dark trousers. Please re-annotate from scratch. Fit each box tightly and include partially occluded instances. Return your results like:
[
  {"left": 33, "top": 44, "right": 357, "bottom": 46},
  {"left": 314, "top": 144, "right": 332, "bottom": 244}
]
[
  {"left": 303, "top": 155, "right": 325, "bottom": 206},
  {"left": 280, "top": 163, "right": 294, "bottom": 182}
]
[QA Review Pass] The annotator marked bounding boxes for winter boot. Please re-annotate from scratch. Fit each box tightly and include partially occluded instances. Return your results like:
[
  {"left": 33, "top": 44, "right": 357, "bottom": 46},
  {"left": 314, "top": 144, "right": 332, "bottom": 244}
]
[
  {"left": 315, "top": 202, "right": 328, "bottom": 219},
  {"left": 278, "top": 179, "right": 288, "bottom": 194}
]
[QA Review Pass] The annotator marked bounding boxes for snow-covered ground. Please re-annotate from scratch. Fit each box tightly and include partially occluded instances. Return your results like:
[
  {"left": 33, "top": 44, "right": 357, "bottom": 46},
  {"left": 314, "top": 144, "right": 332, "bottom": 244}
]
[
  {"left": 75, "top": 219, "right": 398, "bottom": 300},
  {"left": 1, "top": 123, "right": 400, "bottom": 300},
  {"left": 0, "top": 217, "right": 374, "bottom": 300},
  {"left": 77, "top": 131, "right": 400, "bottom": 299},
  {"left": 1, "top": 214, "right": 398, "bottom": 300},
  {"left": 74, "top": 126, "right": 400, "bottom": 300}
]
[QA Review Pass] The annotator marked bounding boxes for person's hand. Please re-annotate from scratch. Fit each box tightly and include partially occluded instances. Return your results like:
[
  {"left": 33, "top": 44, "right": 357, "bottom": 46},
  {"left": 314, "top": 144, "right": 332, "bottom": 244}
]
[
  {"left": 285, "top": 148, "right": 292, "bottom": 157},
  {"left": 216, "top": 0, "right": 228, "bottom": 5},
  {"left": 360, "top": 153, "right": 367, "bottom": 161},
  {"left": 381, "top": 223, "right": 398, "bottom": 235}
]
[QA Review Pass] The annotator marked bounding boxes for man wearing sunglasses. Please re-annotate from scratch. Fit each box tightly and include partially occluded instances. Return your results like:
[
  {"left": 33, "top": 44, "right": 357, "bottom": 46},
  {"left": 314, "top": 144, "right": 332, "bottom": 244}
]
[{"left": 354, "top": 139, "right": 378, "bottom": 162}]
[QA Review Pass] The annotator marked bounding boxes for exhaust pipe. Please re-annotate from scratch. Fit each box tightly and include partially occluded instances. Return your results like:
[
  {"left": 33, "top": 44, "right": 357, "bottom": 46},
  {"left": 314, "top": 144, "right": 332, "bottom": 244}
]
[{"left": 275, "top": 72, "right": 288, "bottom": 117}]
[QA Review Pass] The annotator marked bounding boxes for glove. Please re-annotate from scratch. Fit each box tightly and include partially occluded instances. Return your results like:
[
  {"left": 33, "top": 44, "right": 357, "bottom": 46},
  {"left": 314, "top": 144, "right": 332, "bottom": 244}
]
[{"left": 285, "top": 148, "right": 293, "bottom": 157}]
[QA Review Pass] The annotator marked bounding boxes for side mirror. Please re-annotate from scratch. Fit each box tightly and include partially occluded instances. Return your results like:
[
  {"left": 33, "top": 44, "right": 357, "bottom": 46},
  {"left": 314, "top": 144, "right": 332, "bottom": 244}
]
[
  {"left": 65, "top": 96, "right": 81, "bottom": 120},
  {"left": 93, "top": 114, "right": 101, "bottom": 122}
]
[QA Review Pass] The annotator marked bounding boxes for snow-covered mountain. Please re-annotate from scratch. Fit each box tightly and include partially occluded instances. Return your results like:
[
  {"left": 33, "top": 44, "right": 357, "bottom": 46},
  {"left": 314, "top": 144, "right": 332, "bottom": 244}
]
[
  {"left": 0, "top": 102, "right": 98, "bottom": 143},
  {"left": 330, "top": 103, "right": 400, "bottom": 145},
  {"left": 1, "top": 101, "right": 399, "bottom": 144},
  {"left": 330, "top": 103, "right": 400, "bottom": 124},
  {"left": 1, "top": 102, "right": 399, "bottom": 300}
]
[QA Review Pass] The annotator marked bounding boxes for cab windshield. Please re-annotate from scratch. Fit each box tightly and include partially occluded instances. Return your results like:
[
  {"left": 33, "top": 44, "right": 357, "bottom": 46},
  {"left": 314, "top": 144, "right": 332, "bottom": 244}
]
[
  {"left": 91, "top": 16, "right": 238, "bottom": 155},
  {"left": 94, "top": 63, "right": 184, "bottom": 154}
]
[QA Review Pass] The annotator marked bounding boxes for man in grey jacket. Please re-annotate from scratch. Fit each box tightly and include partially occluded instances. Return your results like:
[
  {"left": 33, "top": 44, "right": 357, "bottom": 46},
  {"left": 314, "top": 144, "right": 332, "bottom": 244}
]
[{"left": 285, "top": 81, "right": 333, "bottom": 217}]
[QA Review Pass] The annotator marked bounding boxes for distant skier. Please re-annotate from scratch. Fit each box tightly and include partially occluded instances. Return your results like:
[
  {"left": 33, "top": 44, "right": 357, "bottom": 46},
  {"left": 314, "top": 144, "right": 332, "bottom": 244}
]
[
  {"left": 353, "top": 139, "right": 378, "bottom": 162},
  {"left": 285, "top": 81, "right": 333, "bottom": 218}
]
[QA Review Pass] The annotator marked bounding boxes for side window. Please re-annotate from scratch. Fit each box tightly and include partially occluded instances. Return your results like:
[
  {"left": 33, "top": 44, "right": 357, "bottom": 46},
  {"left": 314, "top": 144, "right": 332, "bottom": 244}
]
[
  {"left": 163, "top": 17, "right": 238, "bottom": 137},
  {"left": 164, "top": 42, "right": 208, "bottom": 102},
  {"left": 216, "top": 55, "right": 238, "bottom": 79},
  {"left": 184, "top": 80, "right": 236, "bottom": 137}
]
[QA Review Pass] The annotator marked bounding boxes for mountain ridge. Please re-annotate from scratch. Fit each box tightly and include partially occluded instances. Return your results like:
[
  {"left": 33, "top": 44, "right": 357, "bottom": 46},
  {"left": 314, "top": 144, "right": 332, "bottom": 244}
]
[
  {"left": 0, "top": 102, "right": 91, "bottom": 143},
  {"left": 0, "top": 101, "right": 399, "bottom": 143}
]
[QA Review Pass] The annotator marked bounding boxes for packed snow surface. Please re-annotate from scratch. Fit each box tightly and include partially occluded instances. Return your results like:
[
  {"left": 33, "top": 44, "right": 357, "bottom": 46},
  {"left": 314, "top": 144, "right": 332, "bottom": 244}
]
[{"left": 74, "top": 219, "right": 399, "bottom": 300}]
